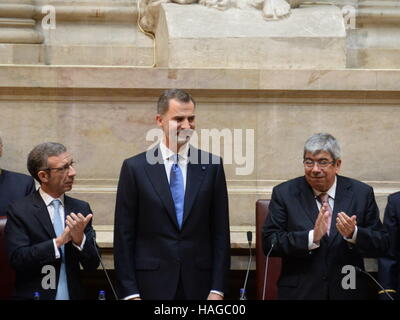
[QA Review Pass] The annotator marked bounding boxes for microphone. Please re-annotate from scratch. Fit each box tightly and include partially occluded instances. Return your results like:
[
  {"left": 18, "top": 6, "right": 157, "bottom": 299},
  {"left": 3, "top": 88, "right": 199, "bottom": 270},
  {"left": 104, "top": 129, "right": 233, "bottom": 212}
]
[
  {"left": 355, "top": 266, "right": 394, "bottom": 301},
  {"left": 92, "top": 230, "right": 119, "bottom": 300},
  {"left": 262, "top": 233, "right": 277, "bottom": 300},
  {"left": 240, "top": 231, "right": 253, "bottom": 300}
]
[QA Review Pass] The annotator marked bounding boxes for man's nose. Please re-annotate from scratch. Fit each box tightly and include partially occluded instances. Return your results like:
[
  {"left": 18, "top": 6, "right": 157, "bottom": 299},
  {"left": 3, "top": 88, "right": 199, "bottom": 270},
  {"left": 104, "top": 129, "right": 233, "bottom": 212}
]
[
  {"left": 311, "top": 162, "right": 322, "bottom": 173},
  {"left": 181, "top": 118, "right": 190, "bottom": 129},
  {"left": 68, "top": 165, "right": 76, "bottom": 177}
]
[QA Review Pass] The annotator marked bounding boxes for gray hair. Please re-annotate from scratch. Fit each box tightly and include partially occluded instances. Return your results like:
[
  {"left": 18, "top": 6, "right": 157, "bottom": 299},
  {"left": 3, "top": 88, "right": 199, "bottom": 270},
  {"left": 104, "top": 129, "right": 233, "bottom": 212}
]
[
  {"left": 303, "top": 133, "right": 341, "bottom": 162},
  {"left": 27, "top": 142, "right": 67, "bottom": 183},
  {"left": 157, "top": 89, "right": 195, "bottom": 115}
]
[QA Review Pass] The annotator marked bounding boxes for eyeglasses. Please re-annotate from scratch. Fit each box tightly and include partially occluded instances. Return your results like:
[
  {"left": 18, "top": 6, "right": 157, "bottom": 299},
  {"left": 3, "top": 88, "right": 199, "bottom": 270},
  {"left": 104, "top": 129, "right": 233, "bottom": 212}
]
[
  {"left": 43, "top": 161, "right": 75, "bottom": 173},
  {"left": 303, "top": 159, "right": 335, "bottom": 168}
]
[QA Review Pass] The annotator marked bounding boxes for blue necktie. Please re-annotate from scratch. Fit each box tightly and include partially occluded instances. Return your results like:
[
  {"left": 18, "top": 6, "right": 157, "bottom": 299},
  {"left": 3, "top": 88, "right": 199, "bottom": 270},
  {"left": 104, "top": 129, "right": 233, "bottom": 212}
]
[
  {"left": 170, "top": 155, "right": 184, "bottom": 229},
  {"left": 52, "top": 199, "right": 70, "bottom": 300}
]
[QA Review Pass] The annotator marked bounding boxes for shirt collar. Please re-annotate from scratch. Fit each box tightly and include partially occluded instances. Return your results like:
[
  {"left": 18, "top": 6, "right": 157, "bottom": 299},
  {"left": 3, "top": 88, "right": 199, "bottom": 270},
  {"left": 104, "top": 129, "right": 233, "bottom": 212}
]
[
  {"left": 160, "top": 141, "right": 189, "bottom": 163},
  {"left": 39, "top": 188, "right": 65, "bottom": 207},
  {"left": 313, "top": 175, "right": 337, "bottom": 200}
]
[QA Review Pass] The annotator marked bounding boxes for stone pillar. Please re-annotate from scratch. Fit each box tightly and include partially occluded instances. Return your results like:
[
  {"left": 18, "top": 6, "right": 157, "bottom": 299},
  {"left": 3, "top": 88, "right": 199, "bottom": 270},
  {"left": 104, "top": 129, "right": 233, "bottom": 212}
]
[
  {"left": 0, "top": 0, "right": 154, "bottom": 65},
  {"left": 347, "top": 0, "right": 400, "bottom": 68},
  {"left": 0, "top": 0, "right": 43, "bottom": 43}
]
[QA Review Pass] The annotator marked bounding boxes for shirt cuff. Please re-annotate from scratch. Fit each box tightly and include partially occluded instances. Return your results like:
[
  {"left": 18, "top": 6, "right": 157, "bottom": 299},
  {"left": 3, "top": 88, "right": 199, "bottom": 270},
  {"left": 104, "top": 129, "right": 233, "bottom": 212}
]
[
  {"left": 72, "top": 234, "right": 86, "bottom": 251},
  {"left": 308, "top": 230, "right": 320, "bottom": 250},
  {"left": 123, "top": 294, "right": 140, "bottom": 300},
  {"left": 210, "top": 290, "right": 224, "bottom": 297},
  {"left": 53, "top": 239, "right": 60, "bottom": 259},
  {"left": 344, "top": 226, "right": 357, "bottom": 244}
]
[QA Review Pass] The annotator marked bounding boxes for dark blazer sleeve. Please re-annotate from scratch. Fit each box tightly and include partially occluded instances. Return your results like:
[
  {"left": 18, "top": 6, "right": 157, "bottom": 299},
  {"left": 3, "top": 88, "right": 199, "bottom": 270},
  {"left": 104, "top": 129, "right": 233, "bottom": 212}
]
[
  {"left": 210, "top": 158, "right": 231, "bottom": 293},
  {"left": 354, "top": 187, "right": 389, "bottom": 257},
  {"left": 74, "top": 203, "right": 101, "bottom": 271},
  {"left": 114, "top": 159, "right": 140, "bottom": 298},
  {"left": 378, "top": 193, "right": 400, "bottom": 298},
  {"left": 5, "top": 204, "right": 56, "bottom": 271},
  {"left": 262, "top": 186, "right": 310, "bottom": 258}
]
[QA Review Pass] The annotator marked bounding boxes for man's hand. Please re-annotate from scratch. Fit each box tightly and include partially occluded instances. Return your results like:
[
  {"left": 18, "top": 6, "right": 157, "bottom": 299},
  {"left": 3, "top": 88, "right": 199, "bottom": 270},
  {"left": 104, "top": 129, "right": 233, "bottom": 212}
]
[
  {"left": 336, "top": 212, "right": 356, "bottom": 238},
  {"left": 207, "top": 292, "right": 223, "bottom": 300},
  {"left": 65, "top": 213, "right": 93, "bottom": 246},
  {"left": 55, "top": 226, "right": 72, "bottom": 248},
  {"left": 313, "top": 203, "right": 330, "bottom": 243}
]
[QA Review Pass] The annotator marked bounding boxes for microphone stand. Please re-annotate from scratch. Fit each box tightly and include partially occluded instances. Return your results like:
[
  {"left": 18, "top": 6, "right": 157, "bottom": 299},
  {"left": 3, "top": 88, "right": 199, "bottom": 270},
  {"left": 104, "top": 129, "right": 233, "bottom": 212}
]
[
  {"left": 240, "top": 231, "right": 253, "bottom": 300},
  {"left": 93, "top": 231, "right": 119, "bottom": 300},
  {"left": 262, "top": 234, "right": 277, "bottom": 300}
]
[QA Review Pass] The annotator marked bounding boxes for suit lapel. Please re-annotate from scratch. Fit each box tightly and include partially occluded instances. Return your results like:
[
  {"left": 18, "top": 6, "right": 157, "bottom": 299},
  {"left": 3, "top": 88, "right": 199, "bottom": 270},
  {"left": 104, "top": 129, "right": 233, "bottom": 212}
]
[
  {"left": 328, "top": 175, "right": 353, "bottom": 247},
  {"left": 297, "top": 177, "right": 319, "bottom": 226},
  {"left": 144, "top": 146, "right": 179, "bottom": 229},
  {"left": 183, "top": 147, "right": 208, "bottom": 226},
  {"left": 32, "top": 191, "right": 55, "bottom": 238},
  {"left": 63, "top": 195, "right": 73, "bottom": 219}
]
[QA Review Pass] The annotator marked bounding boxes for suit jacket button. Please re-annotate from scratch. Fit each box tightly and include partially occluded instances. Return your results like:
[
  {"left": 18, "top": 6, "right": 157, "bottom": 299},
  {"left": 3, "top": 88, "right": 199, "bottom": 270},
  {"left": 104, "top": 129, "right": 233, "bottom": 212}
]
[{"left": 322, "top": 276, "right": 327, "bottom": 281}]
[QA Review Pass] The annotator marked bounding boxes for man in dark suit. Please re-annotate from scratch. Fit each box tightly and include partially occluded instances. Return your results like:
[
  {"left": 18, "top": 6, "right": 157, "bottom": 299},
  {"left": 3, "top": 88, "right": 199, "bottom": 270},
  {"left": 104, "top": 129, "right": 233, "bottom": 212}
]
[
  {"left": 5, "top": 142, "right": 100, "bottom": 300},
  {"left": 114, "top": 89, "right": 230, "bottom": 300},
  {"left": 378, "top": 193, "right": 400, "bottom": 299},
  {"left": 0, "top": 136, "right": 36, "bottom": 216},
  {"left": 263, "top": 133, "right": 388, "bottom": 300}
]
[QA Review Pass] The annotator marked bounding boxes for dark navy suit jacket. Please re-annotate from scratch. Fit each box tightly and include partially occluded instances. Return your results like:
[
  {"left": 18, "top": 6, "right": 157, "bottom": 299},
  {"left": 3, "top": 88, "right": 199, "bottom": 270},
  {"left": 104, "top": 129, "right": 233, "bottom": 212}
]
[
  {"left": 263, "top": 175, "right": 389, "bottom": 300},
  {"left": 5, "top": 191, "right": 100, "bottom": 300},
  {"left": 113, "top": 146, "right": 231, "bottom": 300},
  {"left": 378, "top": 192, "right": 400, "bottom": 299},
  {"left": 0, "top": 169, "right": 35, "bottom": 216}
]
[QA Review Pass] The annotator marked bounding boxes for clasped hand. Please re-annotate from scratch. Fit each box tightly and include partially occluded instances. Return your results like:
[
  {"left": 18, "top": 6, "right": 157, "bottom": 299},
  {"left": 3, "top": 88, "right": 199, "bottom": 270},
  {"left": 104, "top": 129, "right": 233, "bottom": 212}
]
[
  {"left": 313, "top": 204, "right": 356, "bottom": 242},
  {"left": 56, "top": 213, "right": 93, "bottom": 247}
]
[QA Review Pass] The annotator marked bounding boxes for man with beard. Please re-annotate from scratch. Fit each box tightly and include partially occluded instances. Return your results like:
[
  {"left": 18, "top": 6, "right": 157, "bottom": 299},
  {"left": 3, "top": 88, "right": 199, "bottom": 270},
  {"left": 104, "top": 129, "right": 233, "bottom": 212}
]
[
  {"left": 114, "top": 89, "right": 230, "bottom": 300},
  {"left": 263, "top": 133, "right": 388, "bottom": 300},
  {"left": 5, "top": 142, "right": 100, "bottom": 299}
]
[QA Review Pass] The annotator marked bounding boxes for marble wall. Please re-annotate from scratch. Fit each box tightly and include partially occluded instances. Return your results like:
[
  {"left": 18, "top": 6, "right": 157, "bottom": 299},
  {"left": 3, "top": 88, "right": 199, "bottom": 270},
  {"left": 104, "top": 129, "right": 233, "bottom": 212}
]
[{"left": 1, "top": 67, "right": 400, "bottom": 233}]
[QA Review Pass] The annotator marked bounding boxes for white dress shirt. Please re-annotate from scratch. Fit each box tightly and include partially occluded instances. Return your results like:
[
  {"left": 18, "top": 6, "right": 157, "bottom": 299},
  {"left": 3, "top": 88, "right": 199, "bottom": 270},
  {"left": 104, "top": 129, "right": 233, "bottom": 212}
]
[{"left": 160, "top": 141, "right": 189, "bottom": 189}]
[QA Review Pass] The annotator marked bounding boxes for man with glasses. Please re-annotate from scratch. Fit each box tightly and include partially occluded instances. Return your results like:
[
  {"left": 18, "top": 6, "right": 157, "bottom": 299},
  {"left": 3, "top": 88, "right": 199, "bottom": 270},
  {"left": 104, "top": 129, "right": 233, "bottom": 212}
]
[
  {"left": 263, "top": 133, "right": 388, "bottom": 299},
  {"left": 5, "top": 142, "right": 100, "bottom": 299}
]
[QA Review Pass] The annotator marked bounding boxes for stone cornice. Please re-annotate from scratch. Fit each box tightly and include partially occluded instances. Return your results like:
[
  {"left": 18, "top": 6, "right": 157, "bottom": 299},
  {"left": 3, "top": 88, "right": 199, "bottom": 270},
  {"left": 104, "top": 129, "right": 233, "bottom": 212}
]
[
  {"left": 33, "top": 0, "right": 138, "bottom": 22},
  {"left": 0, "top": 1, "right": 43, "bottom": 44},
  {"left": 0, "top": 3, "right": 36, "bottom": 19},
  {"left": 357, "top": 0, "right": 400, "bottom": 24},
  {"left": 0, "top": 66, "right": 400, "bottom": 91}
]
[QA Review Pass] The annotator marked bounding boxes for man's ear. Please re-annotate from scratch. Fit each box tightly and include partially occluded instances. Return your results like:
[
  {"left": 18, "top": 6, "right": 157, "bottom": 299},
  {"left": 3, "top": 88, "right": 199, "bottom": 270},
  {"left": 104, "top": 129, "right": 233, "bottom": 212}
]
[
  {"left": 156, "top": 114, "right": 163, "bottom": 127},
  {"left": 37, "top": 170, "right": 49, "bottom": 184},
  {"left": 335, "top": 159, "right": 342, "bottom": 173}
]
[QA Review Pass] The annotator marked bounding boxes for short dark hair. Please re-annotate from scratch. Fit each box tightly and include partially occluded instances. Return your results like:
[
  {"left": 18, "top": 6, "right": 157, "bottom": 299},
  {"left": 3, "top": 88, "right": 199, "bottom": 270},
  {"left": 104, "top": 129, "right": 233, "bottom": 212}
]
[
  {"left": 157, "top": 89, "right": 196, "bottom": 115},
  {"left": 27, "top": 142, "right": 67, "bottom": 183}
]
